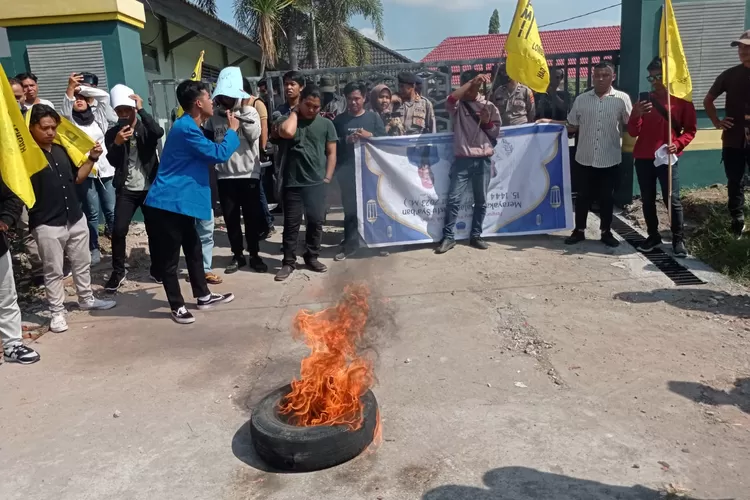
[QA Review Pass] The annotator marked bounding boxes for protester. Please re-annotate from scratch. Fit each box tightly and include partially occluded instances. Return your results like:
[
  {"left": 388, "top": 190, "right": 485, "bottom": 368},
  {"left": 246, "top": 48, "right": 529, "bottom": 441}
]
[
  {"left": 276, "top": 71, "right": 305, "bottom": 115},
  {"left": 15, "top": 72, "right": 55, "bottom": 109},
  {"left": 703, "top": 30, "right": 750, "bottom": 238},
  {"left": 333, "top": 81, "right": 386, "bottom": 260},
  {"left": 628, "top": 57, "right": 696, "bottom": 257},
  {"left": 392, "top": 72, "right": 436, "bottom": 135},
  {"left": 545, "top": 61, "right": 631, "bottom": 247},
  {"left": 369, "top": 83, "right": 402, "bottom": 135},
  {"left": 205, "top": 67, "right": 268, "bottom": 275},
  {"left": 144, "top": 80, "right": 238, "bottom": 324},
  {"left": 535, "top": 67, "right": 570, "bottom": 121},
  {"left": 9, "top": 77, "right": 25, "bottom": 110},
  {"left": 320, "top": 75, "right": 346, "bottom": 120},
  {"left": 436, "top": 71, "right": 501, "bottom": 254},
  {"left": 491, "top": 63, "right": 535, "bottom": 126},
  {"left": 61, "top": 73, "right": 116, "bottom": 265},
  {"left": 275, "top": 85, "right": 337, "bottom": 281},
  {"left": 27, "top": 105, "right": 116, "bottom": 333},
  {"left": 103, "top": 84, "right": 164, "bottom": 291},
  {"left": 242, "top": 78, "right": 275, "bottom": 238},
  {"left": 0, "top": 177, "right": 40, "bottom": 364}
]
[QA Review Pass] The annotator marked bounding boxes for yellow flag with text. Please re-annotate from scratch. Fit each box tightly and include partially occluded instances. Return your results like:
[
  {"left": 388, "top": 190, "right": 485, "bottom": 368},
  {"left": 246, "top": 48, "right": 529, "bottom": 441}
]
[
  {"left": 24, "top": 106, "right": 96, "bottom": 168},
  {"left": 0, "top": 63, "right": 48, "bottom": 207},
  {"left": 506, "top": 0, "right": 549, "bottom": 93},
  {"left": 659, "top": 0, "right": 692, "bottom": 101},
  {"left": 176, "top": 50, "right": 205, "bottom": 118}
]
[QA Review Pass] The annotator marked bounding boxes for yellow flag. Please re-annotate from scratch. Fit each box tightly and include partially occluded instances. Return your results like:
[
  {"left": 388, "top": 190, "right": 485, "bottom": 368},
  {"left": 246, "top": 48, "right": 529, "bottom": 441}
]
[
  {"left": 24, "top": 106, "right": 96, "bottom": 168},
  {"left": 176, "top": 50, "right": 205, "bottom": 118},
  {"left": 0, "top": 63, "right": 48, "bottom": 207},
  {"left": 660, "top": 0, "right": 692, "bottom": 101},
  {"left": 506, "top": 0, "right": 549, "bottom": 93}
]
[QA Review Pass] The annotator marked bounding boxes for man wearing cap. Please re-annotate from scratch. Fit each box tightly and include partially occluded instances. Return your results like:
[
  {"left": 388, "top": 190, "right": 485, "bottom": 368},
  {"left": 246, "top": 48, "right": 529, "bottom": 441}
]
[
  {"left": 104, "top": 84, "right": 164, "bottom": 291},
  {"left": 392, "top": 72, "right": 436, "bottom": 135},
  {"left": 319, "top": 75, "right": 346, "bottom": 120},
  {"left": 491, "top": 63, "right": 536, "bottom": 126},
  {"left": 704, "top": 30, "right": 750, "bottom": 238}
]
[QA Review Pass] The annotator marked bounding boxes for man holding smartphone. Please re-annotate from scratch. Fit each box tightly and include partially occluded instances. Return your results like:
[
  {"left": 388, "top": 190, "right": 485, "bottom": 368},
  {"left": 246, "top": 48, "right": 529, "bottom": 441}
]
[
  {"left": 104, "top": 84, "right": 164, "bottom": 291},
  {"left": 628, "top": 57, "right": 696, "bottom": 258}
]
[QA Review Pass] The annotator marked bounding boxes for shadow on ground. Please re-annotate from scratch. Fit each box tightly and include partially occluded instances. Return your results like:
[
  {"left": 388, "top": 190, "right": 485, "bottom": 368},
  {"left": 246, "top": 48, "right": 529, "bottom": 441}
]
[
  {"left": 669, "top": 378, "right": 750, "bottom": 414},
  {"left": 422, "top": 466, "right": 728, "bottom": 500},
  {"left": 613, "top": 288, "right": 750, "bottom": 318},
  {"left": 231, "top": 420, "right": 290, "bottom": 474}
]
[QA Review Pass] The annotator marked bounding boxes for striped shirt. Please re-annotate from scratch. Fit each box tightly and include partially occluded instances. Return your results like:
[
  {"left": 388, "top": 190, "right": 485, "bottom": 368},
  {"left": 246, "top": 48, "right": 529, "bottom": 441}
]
[{"left": 567, "top": 87, "right": 632, "bottom": 168}]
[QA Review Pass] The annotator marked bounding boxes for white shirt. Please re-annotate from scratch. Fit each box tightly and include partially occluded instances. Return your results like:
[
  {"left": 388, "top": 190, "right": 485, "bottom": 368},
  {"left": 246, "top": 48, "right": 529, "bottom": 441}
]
[
  {"left": 60, "top": 95, "right": 114, "bottom": 178},
  {"left": 23, "top": 98, "right": 55, "bottom": 110},
  {"left": 567, "top": 87, "right": 632, "bottom": 168}
]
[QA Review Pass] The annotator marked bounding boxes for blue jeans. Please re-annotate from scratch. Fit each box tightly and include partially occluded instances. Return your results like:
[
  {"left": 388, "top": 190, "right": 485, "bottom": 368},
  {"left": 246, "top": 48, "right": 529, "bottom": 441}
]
[
  {"left": 442, "top": 157, "right": 491, "bottom": 240},
  {"left": 258, "top": 179, "right": 274, "bottom": 228},
  {"left": 195, "top": 211, "right": 214, "bottom": 273},
  {"left": 76, "top": 177, "right": 116, "bottom": 251}
]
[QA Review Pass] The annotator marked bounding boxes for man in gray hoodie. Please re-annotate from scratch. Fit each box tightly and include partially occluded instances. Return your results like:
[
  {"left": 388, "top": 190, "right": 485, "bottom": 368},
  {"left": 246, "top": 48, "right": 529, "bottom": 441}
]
[{"left": 204, "top": 74, "right": 268, "bottom": 274}]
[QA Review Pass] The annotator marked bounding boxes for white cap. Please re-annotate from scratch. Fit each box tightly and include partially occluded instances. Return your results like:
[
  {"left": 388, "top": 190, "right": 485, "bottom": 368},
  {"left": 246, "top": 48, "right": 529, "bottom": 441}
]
[{"left": 110, "top": 84, "right": 136, "bottom": 109}]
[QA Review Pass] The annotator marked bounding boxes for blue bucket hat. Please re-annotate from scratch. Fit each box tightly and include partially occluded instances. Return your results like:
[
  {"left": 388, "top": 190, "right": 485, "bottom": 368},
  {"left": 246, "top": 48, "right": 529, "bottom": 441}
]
[{"left": 212, "top": 67, "right": 250, "bottom": 99}]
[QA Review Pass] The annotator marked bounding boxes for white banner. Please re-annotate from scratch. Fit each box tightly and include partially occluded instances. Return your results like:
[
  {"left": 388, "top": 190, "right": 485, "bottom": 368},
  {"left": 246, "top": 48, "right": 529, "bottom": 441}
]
[{"left": 355, "top": 123, "right": 573, "bottom": 247}]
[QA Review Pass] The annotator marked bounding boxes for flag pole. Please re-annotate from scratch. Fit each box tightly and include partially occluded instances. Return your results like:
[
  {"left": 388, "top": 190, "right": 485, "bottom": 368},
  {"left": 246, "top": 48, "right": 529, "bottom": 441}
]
[{"left": 664, "top": 0, "right": 673, "bottom": 225}]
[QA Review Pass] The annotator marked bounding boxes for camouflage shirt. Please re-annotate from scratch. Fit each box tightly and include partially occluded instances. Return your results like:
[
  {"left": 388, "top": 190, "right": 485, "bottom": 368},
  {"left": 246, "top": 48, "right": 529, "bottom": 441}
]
[
  {"left": 492, "top": 83, "right": 536, "bottom": 126},
  {"left": 392, "top": 95, "right": 436, "bottom": 135}
]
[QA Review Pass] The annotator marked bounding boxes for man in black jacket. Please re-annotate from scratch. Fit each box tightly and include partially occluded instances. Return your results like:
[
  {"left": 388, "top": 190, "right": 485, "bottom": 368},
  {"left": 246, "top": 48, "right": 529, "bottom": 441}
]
[
  {"left": 104, "top": 85, "right": 165, "bottom": 291},
  {"left": 0, "top": 178, "right": 40, "bottom": 364}
]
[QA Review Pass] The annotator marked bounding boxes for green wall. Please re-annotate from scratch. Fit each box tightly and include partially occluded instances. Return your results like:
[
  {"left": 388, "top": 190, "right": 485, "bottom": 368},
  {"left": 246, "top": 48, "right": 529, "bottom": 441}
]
[{"left": 4, "top": 20, "right": 148, "bottom": 110}]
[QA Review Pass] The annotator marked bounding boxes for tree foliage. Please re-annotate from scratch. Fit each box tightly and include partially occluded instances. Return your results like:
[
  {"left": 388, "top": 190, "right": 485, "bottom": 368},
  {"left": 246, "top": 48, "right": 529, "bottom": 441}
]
[{"left": 488, "top": 9, "right": 500, "bottom": 34}]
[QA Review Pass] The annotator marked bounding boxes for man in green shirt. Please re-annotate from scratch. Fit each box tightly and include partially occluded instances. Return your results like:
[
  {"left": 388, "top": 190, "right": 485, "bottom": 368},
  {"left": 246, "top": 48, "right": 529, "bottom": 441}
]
[{"left": 276, "top": 85, "right": 338, "bottom": 281}]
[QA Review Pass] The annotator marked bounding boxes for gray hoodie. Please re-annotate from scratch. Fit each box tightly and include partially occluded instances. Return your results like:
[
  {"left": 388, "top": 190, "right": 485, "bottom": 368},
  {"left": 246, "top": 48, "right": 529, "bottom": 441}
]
[{"left": 204, "top": 105, "right": 262, "bottom": 179}]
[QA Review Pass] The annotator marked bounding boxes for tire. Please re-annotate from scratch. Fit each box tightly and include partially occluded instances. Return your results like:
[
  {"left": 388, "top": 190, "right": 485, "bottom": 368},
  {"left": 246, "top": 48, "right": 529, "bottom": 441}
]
[{"left": 250, "top": 384, "right": 379, "bottom": 472}]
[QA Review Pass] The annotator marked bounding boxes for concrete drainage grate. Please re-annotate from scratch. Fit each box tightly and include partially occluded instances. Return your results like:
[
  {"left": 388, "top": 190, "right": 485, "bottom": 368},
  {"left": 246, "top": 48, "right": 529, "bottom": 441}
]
[{"left": 610, "top": 215, "right": 705, "bottom": 286}]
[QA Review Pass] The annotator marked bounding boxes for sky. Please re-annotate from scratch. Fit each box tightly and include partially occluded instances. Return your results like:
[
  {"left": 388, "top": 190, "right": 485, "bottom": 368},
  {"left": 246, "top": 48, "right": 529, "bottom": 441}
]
[{"left": 215, "top": 0, "right": 621, "bottom": 62}]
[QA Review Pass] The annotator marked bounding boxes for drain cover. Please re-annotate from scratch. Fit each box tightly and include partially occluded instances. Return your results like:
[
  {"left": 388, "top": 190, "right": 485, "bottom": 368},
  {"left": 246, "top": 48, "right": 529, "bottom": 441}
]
[{"left": 610, "top": 215, "right": 705, "bottom": 286}]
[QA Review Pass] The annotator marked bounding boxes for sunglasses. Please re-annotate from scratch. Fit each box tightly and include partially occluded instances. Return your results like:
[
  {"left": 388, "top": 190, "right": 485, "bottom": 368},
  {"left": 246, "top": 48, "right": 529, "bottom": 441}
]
[{"left": 646, "top": 74, "right": 663, "bottom": 83}]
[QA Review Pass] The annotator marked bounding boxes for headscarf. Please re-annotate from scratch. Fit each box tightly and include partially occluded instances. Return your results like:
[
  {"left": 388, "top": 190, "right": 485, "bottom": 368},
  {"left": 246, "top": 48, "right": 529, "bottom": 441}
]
[
  {"left": 72, "top": 99, "right": 95, "bottom": 126},
  {"left": 369, "top": 84, "right": 391, "bottom": 114}
]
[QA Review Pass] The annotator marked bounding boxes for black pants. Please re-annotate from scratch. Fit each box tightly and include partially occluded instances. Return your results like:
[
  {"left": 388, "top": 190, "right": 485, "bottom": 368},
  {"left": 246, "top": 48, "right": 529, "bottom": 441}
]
[
  {"left": 148, "top": 206, "right": 209, "bottom": 310},
  {"left": 575, "top": 164, "right": 618, "bottom": 232},
  {"left": 112, "top": 190, "right": 158, "bottom": 276},
  {"left": 217, "top": 178, "right": 263, "bottom": 257},
  {"left": 723, "top": 148, "right": 750, "bottom": 222},
  {"left": 634, "top": 159, "right": 683, "bottom": 241},
  {"left": 282, "top": 184, "right": 326, "bottom": 267},
  {"left": 336, "top": 165, "right": 358, "bottom": 251}
]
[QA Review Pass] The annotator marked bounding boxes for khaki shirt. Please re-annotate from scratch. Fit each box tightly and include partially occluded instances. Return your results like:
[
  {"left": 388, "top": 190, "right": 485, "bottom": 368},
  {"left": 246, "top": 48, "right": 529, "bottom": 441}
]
[
  {"left": 492, "top": 83, "right": 536, "bottom": 126},
  {"left": 393, "top": 96, "right": 436, "bottom": 135}
]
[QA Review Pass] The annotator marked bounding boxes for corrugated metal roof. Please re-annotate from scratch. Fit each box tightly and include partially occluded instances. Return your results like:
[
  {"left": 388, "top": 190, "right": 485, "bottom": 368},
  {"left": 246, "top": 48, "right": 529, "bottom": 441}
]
[{"left": 422, "top": 25, "right": 621, "bottom": 62}]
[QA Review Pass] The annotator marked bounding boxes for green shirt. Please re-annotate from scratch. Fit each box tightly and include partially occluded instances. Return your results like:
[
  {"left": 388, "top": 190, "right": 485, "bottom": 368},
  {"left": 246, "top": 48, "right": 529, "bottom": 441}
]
[{"left": 283, "top": 115, "right": 338, "bottom": 187}]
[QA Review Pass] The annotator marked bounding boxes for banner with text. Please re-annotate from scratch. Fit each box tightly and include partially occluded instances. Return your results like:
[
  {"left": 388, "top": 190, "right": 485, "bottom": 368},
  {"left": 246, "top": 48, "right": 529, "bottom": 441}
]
[{"left": 355, "top": 123, "right": 573, "bottom": 247}]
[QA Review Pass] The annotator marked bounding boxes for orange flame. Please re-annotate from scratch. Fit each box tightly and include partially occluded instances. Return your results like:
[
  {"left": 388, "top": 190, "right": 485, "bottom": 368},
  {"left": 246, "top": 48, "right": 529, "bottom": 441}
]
[{"left": 278, "top": 284, "right": 374, "bottom": 429}]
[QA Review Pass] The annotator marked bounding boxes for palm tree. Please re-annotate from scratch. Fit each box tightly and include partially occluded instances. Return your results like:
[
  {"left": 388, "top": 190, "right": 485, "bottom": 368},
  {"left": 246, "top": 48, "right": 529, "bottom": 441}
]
[
  {"left": 192, "top": 0, "right": 218, "bottom": 16},
  {"left": 234, "top": 0, "right": 295, "bottom": 75}
]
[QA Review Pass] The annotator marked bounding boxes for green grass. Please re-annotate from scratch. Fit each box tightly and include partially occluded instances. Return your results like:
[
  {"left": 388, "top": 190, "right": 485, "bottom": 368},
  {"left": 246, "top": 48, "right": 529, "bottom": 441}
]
[{"left": 684, "top": 194, "right": 750, "bottom": 284}]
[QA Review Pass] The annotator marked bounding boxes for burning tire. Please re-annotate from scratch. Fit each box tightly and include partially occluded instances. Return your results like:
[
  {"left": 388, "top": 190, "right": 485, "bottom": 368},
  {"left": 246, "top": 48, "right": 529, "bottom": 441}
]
[{"left": 250, "top": 384, "right": 379, "bottom": 472}]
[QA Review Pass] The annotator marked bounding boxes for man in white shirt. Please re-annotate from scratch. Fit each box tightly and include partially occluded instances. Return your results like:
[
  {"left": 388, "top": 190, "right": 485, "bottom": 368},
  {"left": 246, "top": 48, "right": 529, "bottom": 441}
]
[
  {"left": 559, "top": 61, "right": 632, "bottom": 247},
  {"left": 15, "top": 72, "right": 55, "bottom": 110}
]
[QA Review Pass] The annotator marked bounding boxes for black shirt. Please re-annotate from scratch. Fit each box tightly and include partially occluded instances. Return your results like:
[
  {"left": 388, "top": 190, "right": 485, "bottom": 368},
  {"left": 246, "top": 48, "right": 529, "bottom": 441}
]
[
  {"left": 708, "top": 64, "right": 750, "bottom": 149},
  {"left": 28, "top": 144, "right": 84, "bottom": 230},
  {"left": 333, "top": 111, "right": 385, "bottom": 170}
]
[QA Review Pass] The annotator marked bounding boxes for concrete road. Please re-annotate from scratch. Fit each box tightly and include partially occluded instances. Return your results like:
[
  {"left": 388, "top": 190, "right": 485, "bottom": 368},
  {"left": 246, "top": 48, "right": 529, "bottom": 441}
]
[{"left": 1, "top": 217, "right": 749, "bottom": 500}]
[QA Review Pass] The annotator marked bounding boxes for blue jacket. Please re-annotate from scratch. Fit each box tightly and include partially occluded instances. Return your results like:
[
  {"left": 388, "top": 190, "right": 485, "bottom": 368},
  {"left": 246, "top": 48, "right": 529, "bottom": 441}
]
[{"left": 145, "top": 115, "right": 239, "bottom": 220}]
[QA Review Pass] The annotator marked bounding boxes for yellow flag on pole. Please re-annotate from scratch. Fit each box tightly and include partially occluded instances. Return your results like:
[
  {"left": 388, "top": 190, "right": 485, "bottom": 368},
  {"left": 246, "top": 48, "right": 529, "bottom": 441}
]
[
  {"left": 506, "top": 0, "right": 549, "bottom": 93},
  {"left": 0, "top": 63, "right": 48, "bottom": 207},
  {"left": 24, "top": 106, "right": 96, "bottom": 168},
  {"left": 659, "top": 0, "right": 692, "bottom": 101},
  {"left": 176, "top": 50, "right": 205, "bottom": 118}
]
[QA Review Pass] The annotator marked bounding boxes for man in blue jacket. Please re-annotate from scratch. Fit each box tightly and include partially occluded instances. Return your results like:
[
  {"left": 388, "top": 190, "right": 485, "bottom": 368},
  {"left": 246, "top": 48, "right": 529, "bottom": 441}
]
[{"left": 145, "top": 80, "right": 240, "bottom": 324}]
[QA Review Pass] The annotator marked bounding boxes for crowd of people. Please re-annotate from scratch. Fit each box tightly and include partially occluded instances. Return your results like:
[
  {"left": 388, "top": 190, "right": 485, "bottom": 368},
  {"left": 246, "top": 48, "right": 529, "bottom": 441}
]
[{"left": 0, "top": 29, "right": 748, "bottom": 365}]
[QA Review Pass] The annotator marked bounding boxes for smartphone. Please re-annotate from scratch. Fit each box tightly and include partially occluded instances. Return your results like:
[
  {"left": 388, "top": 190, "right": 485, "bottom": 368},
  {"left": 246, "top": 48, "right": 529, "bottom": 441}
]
[
  {"left": 117, "top": 117, "right": 131, "bottom": 129},
  {"left": 638, "top": 91, "right": 650, "bottom": 103}
]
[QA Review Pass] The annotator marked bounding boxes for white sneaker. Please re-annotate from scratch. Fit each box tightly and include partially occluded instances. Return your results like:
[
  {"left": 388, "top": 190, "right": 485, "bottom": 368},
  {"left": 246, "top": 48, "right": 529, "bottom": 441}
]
[
  {"left": 50, "top": 314, "right": 68, "bottom": 333},
  {"left": 79, "top": 297, "right": 117, "bottom": 311},
  {"left": 91, "top": 248, "right": 101, "bottom": 266}
]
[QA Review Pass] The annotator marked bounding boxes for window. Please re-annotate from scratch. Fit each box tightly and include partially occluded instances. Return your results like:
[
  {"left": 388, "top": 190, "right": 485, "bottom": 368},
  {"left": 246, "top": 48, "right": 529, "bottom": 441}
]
[
  {"left": 673, "top": 0, "right": 745, "bottom": 109},
  {"left": 201, "top": 63, "right": 221, "bottom": 83},
  {"left": 142, "top": 45, "right": 160, "bottom": 74}
]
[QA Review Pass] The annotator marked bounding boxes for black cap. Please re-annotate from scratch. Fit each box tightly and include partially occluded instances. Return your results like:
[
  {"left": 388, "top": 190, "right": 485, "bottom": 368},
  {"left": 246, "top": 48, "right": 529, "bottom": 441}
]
[{"left": 397, "top": 72, "right": 417, "bottom": 85}]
